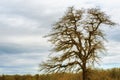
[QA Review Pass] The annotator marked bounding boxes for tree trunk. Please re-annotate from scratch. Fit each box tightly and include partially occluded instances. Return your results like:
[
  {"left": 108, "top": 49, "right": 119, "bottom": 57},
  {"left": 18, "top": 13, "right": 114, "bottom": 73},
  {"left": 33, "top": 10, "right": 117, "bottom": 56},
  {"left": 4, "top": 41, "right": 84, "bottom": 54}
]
[{"left": 82, "top": 63, "right": 87, "bottom": 80}]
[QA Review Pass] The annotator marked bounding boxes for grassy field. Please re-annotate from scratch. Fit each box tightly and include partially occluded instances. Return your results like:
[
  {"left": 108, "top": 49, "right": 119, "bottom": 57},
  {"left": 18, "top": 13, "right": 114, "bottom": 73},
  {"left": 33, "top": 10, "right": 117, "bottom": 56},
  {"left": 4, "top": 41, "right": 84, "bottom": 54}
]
[{"left": 0, "top": 68, "right": 120, "bottom": 80}]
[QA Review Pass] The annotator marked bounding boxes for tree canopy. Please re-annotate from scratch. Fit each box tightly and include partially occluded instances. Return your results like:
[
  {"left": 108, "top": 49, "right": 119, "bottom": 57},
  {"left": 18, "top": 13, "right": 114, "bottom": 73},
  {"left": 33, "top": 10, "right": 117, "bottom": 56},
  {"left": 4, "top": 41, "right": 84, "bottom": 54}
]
[{"left": 40, "top": 7, "right": 116, "bottom": 80}]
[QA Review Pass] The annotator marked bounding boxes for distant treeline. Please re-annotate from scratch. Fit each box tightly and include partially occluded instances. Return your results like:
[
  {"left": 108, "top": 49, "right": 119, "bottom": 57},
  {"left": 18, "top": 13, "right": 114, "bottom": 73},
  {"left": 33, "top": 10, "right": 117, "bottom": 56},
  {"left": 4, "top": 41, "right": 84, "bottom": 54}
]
[{"left": 0, "top": 68, "right": 120, "bottom": 80}]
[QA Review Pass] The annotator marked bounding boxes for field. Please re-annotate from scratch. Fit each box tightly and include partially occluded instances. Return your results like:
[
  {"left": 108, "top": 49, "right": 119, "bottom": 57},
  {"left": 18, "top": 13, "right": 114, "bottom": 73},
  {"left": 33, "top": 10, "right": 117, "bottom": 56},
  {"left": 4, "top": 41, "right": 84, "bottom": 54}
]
[{"left": 0, "top": 68, "right": 120, "bottom": 80}]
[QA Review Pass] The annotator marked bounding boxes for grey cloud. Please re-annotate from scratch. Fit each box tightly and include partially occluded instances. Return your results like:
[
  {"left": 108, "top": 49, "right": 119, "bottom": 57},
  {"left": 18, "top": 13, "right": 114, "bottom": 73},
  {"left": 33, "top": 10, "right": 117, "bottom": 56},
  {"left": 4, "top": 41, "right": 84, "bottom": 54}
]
[
  {"left": 103, "top": 26, "right": 120, "bottom": 42},
  {"left": 107, "top": 31, "right": 120, "bottom": 42},
  {"left": 0, "top": 65, "right": 39, "bottom": 74},
  {"left": 0, "top": 53, "right": 46, "bottom": 67},
  {"left": 0, "top": 52, "right": 48, "bottom": 74},
  {"left": 0, "top": 0, "right": 63, "bottom": 25},
  {"left": 0, "top": 51, "right": 48, "bottom": 74},
  {"left": 0, "top": 2, "right": 62, "bottom": 37},
  {"left": 0, "top": 0, "right": 120, "bottom": 74},
  {"left": 0, "top": 42, "right": 50, "bottom": 54}
]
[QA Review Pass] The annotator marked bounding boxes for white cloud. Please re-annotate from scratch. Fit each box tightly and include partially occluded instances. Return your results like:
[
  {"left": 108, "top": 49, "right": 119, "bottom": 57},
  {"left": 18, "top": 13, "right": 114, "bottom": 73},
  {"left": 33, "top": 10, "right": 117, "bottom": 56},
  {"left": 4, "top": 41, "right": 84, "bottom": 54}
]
[
  {"left": 96, "top": 41, "right": 120, "bottom": 68},
  {"left": 102, "top": 55, "right": 120, "bottom": 64},
  {"left": 0, "top": 35, "right": 49, "bottom": 47},
  {"left": 106, "top": 41, "right": 120, "bottom": 55}
]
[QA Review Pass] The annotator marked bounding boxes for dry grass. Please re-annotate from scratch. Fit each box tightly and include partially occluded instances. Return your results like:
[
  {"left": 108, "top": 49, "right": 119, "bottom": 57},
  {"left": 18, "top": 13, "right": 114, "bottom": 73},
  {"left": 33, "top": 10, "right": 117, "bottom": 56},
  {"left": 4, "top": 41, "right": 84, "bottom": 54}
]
[{"left": 0, "top": 68, "right": 120, "bottom": 80}]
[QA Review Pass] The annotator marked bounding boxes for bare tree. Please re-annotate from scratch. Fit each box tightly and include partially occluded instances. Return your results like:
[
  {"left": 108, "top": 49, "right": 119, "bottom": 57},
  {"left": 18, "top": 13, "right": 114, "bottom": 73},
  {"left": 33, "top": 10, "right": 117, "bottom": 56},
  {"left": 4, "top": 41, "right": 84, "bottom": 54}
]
[{"left": 39, "top": 7, "right": 115, "bottom": 80}]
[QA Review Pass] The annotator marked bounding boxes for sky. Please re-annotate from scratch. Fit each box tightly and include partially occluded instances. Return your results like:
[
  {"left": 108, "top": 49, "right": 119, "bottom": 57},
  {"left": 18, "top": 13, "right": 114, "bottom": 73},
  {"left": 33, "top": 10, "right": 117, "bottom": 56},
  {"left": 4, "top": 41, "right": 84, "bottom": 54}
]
[{"left": 0, "top": 0, "right": 120, "bottom": 74}]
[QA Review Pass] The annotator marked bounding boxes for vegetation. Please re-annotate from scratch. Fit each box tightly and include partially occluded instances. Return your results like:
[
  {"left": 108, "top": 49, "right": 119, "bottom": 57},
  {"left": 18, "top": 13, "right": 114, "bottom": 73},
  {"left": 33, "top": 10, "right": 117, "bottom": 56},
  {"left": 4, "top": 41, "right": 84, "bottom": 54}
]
[
  {"left": 39, "top": 7, "right": 116, "bottom": 80},
  {"left": 0, "top": 68, "right": 120, "bottom": 80}
]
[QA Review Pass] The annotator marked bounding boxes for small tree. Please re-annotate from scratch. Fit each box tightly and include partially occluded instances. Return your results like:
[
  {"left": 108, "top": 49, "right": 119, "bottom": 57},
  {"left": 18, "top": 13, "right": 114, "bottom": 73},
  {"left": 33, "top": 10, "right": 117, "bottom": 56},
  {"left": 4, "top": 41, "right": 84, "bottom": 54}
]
[{"left": 40, "top": 7, "right": 115, "bottom": 80}]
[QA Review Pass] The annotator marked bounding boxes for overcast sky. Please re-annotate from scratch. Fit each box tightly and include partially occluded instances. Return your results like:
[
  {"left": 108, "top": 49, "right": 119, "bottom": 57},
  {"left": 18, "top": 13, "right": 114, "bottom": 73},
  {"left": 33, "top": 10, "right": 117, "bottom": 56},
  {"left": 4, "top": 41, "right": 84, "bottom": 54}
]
[{"left": 0, "top": 0, "right": 120, "bottom": 74}]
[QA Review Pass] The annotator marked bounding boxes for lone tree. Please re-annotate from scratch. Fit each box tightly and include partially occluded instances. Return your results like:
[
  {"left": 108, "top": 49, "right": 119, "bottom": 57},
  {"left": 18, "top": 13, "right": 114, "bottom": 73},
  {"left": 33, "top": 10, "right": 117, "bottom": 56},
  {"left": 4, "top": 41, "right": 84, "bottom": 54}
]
[{"left": 40, "top": 7, "right": 115, "bottom": 80}]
